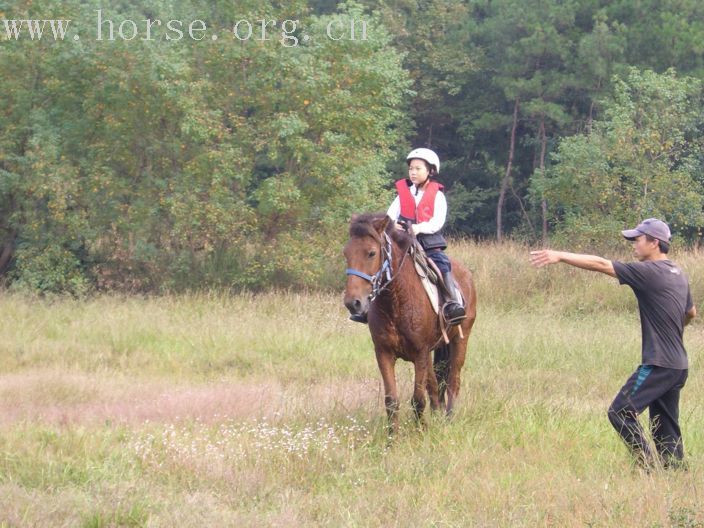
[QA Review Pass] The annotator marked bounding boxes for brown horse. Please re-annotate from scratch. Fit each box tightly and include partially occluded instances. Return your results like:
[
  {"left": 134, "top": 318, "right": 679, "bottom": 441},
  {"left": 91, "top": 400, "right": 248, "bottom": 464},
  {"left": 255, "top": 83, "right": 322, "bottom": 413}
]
[{"left": 343, "top": 213, "right": 477, "bottom": 434}]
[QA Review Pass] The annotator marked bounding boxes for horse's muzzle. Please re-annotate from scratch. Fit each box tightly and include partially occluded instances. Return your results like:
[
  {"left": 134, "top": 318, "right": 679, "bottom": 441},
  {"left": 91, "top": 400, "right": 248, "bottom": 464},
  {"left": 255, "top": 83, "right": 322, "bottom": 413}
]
[{"left": 344, "top": 296, "right": 369, "bottom": 317}]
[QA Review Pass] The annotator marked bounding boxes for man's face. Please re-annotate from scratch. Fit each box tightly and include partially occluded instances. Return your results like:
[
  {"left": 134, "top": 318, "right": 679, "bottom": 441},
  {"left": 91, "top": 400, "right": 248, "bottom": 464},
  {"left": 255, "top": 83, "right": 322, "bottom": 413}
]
[{"left": 631, "top": 234, "right": 660, "bottom": 261}]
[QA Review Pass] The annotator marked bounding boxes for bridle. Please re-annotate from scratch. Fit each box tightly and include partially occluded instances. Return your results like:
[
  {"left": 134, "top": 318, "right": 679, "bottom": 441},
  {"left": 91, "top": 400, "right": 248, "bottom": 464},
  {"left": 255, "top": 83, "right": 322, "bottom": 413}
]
[
  {"left": 346, "top": 225, "right": 459, "bottom": 346},
  {"left": 345, "top": 231, "right": 399, "bottom": 303}
]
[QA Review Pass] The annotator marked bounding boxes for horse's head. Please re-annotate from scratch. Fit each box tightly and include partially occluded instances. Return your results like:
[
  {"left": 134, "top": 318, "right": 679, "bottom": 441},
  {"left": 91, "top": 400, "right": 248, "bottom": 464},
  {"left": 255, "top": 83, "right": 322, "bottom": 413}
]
[{"left": 343, "top": 213, "right": 392, "bottom": 318}]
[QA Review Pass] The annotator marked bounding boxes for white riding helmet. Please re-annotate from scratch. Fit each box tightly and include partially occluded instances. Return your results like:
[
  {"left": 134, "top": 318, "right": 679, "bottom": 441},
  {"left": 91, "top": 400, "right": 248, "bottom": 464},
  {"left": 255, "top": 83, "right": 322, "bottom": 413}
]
[{"left": 406, "top": 148, "right": 440, "bottom": 174}]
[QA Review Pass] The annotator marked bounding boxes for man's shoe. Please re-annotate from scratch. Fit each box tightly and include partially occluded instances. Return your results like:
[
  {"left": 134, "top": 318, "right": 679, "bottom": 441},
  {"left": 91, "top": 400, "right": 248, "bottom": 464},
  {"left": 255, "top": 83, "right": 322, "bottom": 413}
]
[
  {"left": 663, "top": 458, "right": 689, "bottom": 471},
  {"left": 349, "top": 313, "right": 368, "bottom": 324}
]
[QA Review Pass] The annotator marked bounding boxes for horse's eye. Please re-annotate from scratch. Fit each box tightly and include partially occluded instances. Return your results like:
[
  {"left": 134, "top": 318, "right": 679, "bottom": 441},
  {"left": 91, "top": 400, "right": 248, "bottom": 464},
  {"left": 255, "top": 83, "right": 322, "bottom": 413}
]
[{"left": 368, "top": 250, "right": 377, "bottom": 258}]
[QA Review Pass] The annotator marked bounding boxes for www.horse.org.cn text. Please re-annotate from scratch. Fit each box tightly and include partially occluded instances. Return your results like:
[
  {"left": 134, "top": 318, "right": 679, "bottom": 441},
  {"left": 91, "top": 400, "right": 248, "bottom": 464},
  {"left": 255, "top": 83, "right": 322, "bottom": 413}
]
[{"left": 1, "top": 11, "right": 370, "bottom": 47}]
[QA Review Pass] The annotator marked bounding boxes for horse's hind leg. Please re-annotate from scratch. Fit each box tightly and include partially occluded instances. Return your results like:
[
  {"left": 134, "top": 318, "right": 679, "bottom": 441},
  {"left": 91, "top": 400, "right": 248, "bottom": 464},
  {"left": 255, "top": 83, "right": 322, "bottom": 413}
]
[
  {"left": 446, "top": 336, "right": 469, "bottom": 416},
  {"left": 433, "top": 344, "right": 451, "bottom": 409},
  {"left": 411, "top": 353, "right": 430, "bottom": 428},
  {"left": 426, "top": 354, "right": 442, "bottom": 412}
]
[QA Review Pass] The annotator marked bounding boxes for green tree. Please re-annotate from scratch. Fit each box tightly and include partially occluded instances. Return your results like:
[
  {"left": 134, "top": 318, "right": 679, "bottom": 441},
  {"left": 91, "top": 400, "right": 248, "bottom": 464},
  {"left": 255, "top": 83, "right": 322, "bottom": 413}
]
[
  {"left": 462, "top": 0, "right": 582, "bottom": 241},
  {"left": 574, "top": 11, "right": 627, "bottom": 127},
  {"left": 1, "top": 0, "right": 411, "bottom": 292},
  {"left": 194, "top": 0, "right": 412, "bottom": 287},
  {"left": 606, "top": 0, "right": 704, "bottom": 77},
  {"left": 537, "top": 68, "right": 704, "bottom": 249}
]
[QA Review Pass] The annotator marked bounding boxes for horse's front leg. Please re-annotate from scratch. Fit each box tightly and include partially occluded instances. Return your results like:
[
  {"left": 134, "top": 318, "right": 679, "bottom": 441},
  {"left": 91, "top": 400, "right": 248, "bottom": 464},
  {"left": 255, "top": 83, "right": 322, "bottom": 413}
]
[
  {"left": 375, "top": 348, "right": 399, "bottom": 437},
  {"left": 411, "top": 352, "right": 430, "bottom": 428}
]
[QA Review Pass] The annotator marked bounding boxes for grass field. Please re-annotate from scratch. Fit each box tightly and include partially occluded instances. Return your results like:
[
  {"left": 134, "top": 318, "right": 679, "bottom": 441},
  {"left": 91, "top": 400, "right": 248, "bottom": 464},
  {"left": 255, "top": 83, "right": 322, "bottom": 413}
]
[{"left": 1, "top": 241, "right": 704, "bottom": 527}]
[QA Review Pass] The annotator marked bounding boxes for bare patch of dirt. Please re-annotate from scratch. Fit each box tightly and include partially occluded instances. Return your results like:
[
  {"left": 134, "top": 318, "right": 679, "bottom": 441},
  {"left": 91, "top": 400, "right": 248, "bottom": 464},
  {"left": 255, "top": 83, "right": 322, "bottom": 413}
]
[{"left": 0, "top": 370, "right": 383, "bottom": 426}]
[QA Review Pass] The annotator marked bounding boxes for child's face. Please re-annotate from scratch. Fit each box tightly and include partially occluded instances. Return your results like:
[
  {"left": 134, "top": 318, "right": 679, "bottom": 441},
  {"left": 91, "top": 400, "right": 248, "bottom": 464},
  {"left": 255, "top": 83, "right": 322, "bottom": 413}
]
[{"left": 408, "top": 159, "right": 430, "bottom": 187}]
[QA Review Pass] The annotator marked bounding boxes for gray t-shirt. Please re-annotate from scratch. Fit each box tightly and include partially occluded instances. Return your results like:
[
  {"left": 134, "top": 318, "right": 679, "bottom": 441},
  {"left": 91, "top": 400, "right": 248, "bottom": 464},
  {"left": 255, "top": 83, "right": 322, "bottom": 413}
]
[{"left": 612, "top": 259, "right": 693, "bottom": 369}]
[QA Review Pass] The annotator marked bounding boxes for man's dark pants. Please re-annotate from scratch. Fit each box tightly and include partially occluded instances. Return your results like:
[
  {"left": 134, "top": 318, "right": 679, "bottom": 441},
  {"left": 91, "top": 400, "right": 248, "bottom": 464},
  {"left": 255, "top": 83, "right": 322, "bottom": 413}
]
[{"left": 607, "top": 365, "right": 688, "bottom": 467}]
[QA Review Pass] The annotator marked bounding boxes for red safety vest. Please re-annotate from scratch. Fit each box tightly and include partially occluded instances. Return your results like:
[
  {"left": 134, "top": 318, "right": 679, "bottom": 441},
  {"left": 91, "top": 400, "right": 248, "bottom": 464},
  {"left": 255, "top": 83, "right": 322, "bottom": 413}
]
[{"left": 395, "top": 179, "right": 444, "bottom": 223}]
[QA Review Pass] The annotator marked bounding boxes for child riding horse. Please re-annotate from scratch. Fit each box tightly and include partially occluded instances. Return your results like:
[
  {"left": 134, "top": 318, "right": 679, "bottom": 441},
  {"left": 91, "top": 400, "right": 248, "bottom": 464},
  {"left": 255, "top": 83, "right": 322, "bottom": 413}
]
[{"left": 343, "top": 213, "right": 477, "bottom": 434}]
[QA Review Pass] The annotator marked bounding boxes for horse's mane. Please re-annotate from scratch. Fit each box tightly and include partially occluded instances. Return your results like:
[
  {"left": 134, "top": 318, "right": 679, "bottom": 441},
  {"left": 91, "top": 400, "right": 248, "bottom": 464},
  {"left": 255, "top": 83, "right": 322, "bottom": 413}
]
[
  {"left": 349, "top": 212, "right": 414, "bottom": 249},
  {"left": 349, "top": 212, "right": 385, "bottom": 238}
]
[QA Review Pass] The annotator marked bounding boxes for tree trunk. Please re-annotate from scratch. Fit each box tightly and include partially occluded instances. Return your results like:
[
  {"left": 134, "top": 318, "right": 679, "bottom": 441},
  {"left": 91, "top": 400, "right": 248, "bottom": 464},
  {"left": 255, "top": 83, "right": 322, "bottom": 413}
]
[
  {"left": 539, "top": 117, "right": 548, "bottom": 244},
  {"left": 587, "top": 79, "right": 602, "bottom": 132},
  {"left": 0, "top": 243, "right": 14, "bottom": 276},
  {"left": 0, "top": 229, "right": 16, "bottom": 276},
  {"left": 497, "top": 97, "right": 519, "bottom": 242},
  {"left": 509, "top": 180, "right": 535, "bottom": 238}
]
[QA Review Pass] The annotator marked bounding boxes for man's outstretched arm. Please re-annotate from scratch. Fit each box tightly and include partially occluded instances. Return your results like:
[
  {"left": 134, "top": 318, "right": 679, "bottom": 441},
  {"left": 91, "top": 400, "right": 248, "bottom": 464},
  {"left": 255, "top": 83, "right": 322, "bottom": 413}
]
[{"left": 530, "top": 249, "right": 617, "bottom": 278}]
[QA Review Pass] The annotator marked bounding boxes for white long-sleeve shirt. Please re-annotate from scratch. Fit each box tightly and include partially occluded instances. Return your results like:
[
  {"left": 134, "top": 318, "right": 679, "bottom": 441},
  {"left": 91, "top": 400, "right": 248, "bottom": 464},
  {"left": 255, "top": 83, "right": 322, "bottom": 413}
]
[{"left": 386, "top": 184, "right": 447, "bottom": 235}]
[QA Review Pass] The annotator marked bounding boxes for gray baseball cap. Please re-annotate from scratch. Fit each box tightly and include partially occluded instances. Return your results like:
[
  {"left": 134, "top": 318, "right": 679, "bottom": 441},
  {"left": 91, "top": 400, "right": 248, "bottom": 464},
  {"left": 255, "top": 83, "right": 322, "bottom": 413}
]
[{"left": 621, "top": 218, "right": 671, "bottom": 243}]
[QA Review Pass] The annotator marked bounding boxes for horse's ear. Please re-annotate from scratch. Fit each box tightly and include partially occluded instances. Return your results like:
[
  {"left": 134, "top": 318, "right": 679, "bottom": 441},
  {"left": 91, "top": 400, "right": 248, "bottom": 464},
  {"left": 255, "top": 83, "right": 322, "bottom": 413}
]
[{"left": 372, "top": 215, "right": 391, "bottom": 234}]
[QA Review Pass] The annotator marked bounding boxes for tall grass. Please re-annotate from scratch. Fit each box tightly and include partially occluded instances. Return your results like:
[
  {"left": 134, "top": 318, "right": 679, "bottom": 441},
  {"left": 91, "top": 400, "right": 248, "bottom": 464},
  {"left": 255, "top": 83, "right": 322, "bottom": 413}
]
[
  {"left": 1, "top": 241, "right": 703, "bottom": 526},
  {"left": 450, "top": 238, "right": 704, "bottom": 315}
]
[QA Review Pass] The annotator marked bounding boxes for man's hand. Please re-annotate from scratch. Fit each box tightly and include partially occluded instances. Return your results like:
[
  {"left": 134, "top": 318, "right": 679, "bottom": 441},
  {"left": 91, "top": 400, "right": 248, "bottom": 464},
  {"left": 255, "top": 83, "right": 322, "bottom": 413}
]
[
  {"left": 529, "top": 249, "right": 616, "bottom": 277},
  {"left": 529, "top": 249, "right": 561, "bottom": 268}
]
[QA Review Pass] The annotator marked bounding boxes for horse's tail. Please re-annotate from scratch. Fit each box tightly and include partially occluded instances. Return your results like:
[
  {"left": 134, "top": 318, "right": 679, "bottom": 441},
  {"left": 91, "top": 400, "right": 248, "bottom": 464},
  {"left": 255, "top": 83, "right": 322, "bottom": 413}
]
[{"left": 433, "top": 344, "right": 450, "bottom": 404}]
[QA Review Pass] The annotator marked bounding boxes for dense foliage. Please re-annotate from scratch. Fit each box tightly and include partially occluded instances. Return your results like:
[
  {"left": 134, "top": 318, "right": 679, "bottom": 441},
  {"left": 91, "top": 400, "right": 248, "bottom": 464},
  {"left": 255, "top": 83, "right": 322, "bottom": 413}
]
[
  {"left": 536, "top": 68, "right": 704, "bottom": 249},
  {"left": 2, "top": 0, "right": 704, "bottom": 292}
]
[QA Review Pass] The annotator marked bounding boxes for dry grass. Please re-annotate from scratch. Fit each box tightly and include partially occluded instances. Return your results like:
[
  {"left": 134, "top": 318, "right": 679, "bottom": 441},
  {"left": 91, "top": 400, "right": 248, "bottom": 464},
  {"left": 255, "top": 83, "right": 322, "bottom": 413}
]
[{"left": 0, "top": 370, "right": 384, "bottom": 426}]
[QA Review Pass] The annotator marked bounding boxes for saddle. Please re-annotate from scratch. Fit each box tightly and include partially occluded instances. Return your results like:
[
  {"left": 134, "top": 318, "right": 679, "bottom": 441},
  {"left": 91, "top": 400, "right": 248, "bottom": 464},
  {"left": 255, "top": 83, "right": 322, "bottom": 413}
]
[{"left": 410, "top": 241, "right": 464, "bottom": 317}]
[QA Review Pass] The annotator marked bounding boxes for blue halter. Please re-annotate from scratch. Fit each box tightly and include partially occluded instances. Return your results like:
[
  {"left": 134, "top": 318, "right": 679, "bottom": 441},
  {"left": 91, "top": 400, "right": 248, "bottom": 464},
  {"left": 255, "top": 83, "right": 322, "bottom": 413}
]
[{"left": 345, "top": 232, "right": 393, "bottom": 302}]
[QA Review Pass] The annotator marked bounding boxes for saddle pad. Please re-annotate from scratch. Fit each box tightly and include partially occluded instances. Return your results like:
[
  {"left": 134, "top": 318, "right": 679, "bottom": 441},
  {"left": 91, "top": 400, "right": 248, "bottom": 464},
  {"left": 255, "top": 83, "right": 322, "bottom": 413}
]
[{"left": 414, "top": 260, "right": 440, "bottom": 314}]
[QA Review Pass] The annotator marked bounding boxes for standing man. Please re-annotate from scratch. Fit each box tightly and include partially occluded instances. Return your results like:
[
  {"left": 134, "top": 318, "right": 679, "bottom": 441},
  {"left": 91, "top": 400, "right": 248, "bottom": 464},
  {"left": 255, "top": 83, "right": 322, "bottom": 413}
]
[{"left": 529, "top": 218, "right": 696, "bottom": 469}]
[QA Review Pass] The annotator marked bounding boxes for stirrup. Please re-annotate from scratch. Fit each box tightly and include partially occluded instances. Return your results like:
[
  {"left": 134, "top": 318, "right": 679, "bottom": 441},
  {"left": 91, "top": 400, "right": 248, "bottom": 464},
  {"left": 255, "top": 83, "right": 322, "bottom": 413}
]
[{"left": 443, "top": 303, "right": 466, "bottom": 326}]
